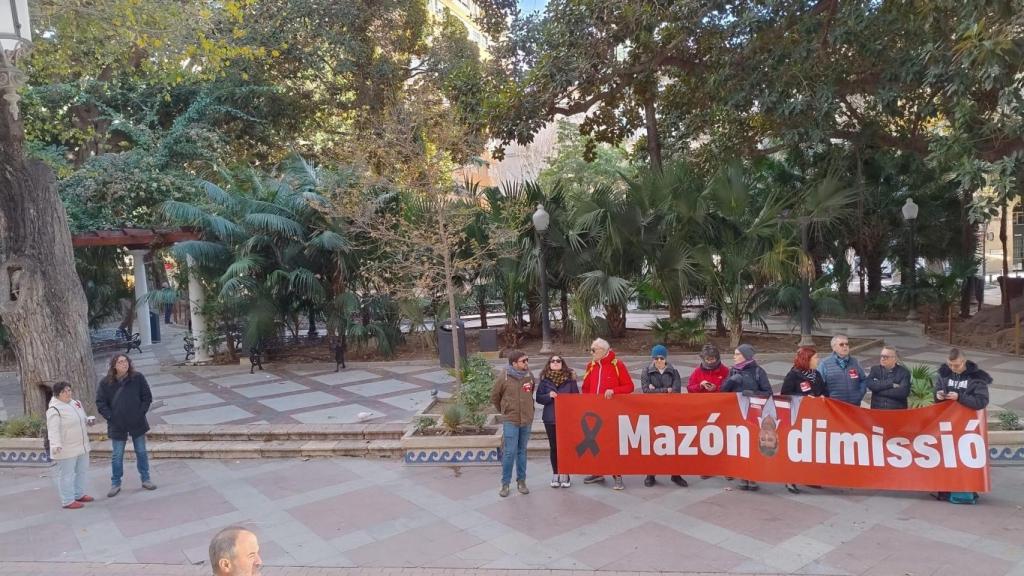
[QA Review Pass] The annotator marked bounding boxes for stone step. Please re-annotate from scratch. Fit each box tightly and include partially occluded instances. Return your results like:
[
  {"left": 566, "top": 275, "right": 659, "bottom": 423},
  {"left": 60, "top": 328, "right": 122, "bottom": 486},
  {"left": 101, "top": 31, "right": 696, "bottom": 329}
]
[
  {"left": 89, "top": 439, "right": 405, "bottom": 459},
  {"left": 87, "top": 423, "right": 406, "bottom": 443}
]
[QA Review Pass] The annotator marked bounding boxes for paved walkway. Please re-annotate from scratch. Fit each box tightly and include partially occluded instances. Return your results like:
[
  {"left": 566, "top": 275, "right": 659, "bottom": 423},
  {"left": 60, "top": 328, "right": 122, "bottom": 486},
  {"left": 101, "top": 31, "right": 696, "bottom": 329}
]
[{"left": 0, "top": 456, "right": 1022, "bottom": 575}]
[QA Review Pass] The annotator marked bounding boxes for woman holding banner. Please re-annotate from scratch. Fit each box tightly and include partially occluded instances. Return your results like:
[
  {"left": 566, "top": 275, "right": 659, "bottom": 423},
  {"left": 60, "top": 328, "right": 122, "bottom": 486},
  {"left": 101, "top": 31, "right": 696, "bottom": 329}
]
[
  {"left": 687, "top": 344, "right": 730, "bottom": 393},
  {"left": 536, "top": 355, "right": 579, "bottom": 488},
  {"left": 721, "top": 344, "right": 772, "bottom": 491},
  {"left": 781, "top": 347, "right": 827, "bottom": 398},
  {"left": 641, "top": 345, "right": 688, "bottom": 488}
]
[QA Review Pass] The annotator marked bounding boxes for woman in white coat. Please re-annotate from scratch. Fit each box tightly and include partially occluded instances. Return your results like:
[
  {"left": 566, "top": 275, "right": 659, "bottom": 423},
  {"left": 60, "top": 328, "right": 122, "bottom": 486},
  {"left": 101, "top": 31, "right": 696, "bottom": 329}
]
[{"left": 46, "top": 381, "right": 95, "bottom": 509}]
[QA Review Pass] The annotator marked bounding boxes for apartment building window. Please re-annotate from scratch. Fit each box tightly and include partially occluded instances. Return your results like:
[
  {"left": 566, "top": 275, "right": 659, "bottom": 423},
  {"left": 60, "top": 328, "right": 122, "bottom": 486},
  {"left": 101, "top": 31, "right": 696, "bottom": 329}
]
[
  {"left": 1015, "top": 234, "right": 1024, "bottom": 270},
  {"left": 1015, "top": 204, "right": 1024, "bottom": 225}
]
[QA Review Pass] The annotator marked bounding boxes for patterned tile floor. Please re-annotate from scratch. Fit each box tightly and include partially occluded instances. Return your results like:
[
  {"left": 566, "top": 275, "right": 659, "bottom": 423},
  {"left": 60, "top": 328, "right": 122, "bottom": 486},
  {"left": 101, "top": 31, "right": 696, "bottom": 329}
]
[
  {"left": 2, "top": 315, "right": 1024, "bottom": 575},
  {"left": 0, "top": 458, "right": 1022, "bottom": 574}
]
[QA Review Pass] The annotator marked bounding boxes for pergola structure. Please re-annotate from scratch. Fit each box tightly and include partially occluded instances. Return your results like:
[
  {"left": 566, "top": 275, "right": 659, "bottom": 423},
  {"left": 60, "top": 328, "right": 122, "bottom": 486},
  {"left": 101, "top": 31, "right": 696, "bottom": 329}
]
[{"left": 71, "top": 228, "right": 211, "bottom": 362}]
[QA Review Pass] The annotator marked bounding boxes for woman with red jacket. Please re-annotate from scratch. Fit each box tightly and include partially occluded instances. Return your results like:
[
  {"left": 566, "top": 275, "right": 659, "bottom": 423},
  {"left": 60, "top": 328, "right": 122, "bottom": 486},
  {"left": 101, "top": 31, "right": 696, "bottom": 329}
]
[
  {"left": 581, "top": 338, "right": 634, "bottom": 490},
  {"left": 687, "top": 344, "right": 730, "bottom": 393}
]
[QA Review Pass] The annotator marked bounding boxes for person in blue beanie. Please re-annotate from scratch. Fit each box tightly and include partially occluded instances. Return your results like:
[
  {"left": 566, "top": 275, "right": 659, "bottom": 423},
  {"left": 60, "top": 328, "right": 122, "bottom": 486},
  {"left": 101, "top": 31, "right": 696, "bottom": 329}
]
[{"left": 640, "top": 344, "right": 688, "bottom": 488}]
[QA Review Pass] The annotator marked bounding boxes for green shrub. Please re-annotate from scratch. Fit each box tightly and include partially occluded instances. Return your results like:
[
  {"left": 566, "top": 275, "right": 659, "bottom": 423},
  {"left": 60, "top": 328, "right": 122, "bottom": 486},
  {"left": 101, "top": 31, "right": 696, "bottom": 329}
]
[
  {"left": 0, "top": 416, "right": 44, "bottom": 438},
  {"left": 442, "top": 404, "right": 465, "bottom": 433},
  {"left": 648, "top": 318, "right": 707, "bottom": 346},
  {"left": 997, "top": 411, "right": 1022, "bottom": 431},
  {"left": 908, "top": 364, "right": 936, "bottom": 408},
  {"left": 414, "top": 416, "right": 436, "bottom": 434},
  {"left": 459, "top": 354, "right": 494, "bottom": 417}
]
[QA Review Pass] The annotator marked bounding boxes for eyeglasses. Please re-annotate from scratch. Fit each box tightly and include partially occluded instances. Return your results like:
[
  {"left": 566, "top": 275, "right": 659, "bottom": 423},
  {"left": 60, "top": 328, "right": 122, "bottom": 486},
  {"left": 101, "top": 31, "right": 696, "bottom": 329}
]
[
  {"left": 653, "top": 356, "right": 666, "bottom": 361},
  {"left": 836, "top": 342, "right": 850, "bottom": 347},
  {"left": 550, "top": 359, "right": 562, "bottom": 364},
  {"left": 880, "top": 354, "right": 894, "bottom": 359}
]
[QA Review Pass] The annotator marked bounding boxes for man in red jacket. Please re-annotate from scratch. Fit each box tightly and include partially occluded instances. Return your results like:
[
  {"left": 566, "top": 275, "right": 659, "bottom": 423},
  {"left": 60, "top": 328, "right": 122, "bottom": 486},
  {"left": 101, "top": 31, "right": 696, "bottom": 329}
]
[{"left": 581, "top": 338, "right": 634, "bottom": 490}]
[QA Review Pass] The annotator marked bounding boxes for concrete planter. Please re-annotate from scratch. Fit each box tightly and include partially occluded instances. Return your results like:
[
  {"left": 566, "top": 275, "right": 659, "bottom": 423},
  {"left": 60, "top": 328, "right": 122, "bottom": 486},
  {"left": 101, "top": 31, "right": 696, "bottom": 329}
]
[
  {"left": 989, "top": 430, "right": 1024, "bottom": 466},
  {"left": 401, "top": 413, "right": 503, "bottom": 466},
  {"left": 0, "top": 437, "right": 52, "bottom": 467}
]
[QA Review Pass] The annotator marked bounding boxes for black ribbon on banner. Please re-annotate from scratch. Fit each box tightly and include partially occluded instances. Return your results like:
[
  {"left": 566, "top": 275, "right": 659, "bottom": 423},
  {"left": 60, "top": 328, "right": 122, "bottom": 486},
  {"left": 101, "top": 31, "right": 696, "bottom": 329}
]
[{"left": 576, "top": 411, "right": 603, "bottom": 457}]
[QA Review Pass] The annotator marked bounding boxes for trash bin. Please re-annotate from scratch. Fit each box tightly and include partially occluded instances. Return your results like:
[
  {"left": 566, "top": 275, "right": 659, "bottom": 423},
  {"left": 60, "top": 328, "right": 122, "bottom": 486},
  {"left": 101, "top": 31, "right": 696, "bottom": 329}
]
[
  {"left": 149, "top": 311, "right": 161, "bottom": 343},
  {"left": 437, "top": 320, "right": 467, "bottom": 369},
  {"left": 479, "top": 328, "right": 498, "bottom": 352}
]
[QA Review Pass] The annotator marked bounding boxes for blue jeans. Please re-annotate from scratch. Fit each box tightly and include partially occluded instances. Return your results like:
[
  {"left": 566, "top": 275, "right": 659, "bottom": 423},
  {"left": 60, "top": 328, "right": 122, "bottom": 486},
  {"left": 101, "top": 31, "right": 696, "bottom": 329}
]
[
  {"left": 111, "top": 434, "right": 150, "bottom": 486},
  {"left": 54, "top": 453, "right": 89, "bottom": 506},
  {"left": 501, "top": 422, "right": 530, "bottom": 485}
]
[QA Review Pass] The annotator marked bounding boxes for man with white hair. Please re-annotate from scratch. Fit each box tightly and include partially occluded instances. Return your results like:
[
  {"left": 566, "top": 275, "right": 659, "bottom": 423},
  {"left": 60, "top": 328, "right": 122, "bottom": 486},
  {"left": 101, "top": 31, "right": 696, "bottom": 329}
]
[
  {"left": 818, "top": 334, "right": 866, "bottom": 405},
  {"left": 580, "top": 338, "right": 634, "bottom": 490}
]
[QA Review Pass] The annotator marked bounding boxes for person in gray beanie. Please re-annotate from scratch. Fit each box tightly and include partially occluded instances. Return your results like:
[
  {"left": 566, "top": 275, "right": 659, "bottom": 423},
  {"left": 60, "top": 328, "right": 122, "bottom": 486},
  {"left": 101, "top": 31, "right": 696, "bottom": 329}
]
[{"left": 721, "top": 344, "right": 773, "bottom": 491}]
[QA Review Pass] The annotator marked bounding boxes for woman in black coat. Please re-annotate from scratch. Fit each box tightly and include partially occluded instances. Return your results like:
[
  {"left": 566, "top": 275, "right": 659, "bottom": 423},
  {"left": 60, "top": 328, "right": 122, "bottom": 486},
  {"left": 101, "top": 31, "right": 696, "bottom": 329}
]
[
  {"left": 95, "top": 353, "right": 156, "bottom": 497},
  {"left": 535, "top": 355, "right": 579, "bottom": 488}
]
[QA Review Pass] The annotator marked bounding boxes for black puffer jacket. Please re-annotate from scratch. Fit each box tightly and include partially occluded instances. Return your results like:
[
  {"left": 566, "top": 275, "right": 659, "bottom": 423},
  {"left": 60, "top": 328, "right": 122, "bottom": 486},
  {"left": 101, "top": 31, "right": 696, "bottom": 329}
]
[
  {"left": 721, "top": 362, "right": 773, "bottom": 396},
  {"left": 641, "top": 363, "right": 683, "bottom": 393},
  {"left": 866, "top": 364, "right": 911, "bottom": 410},
  {"left": 95, "top": 372, "right": 153, "bottom": 440},
  {"left": 934, "top": 361, "right": 990, "bottom": 410}
]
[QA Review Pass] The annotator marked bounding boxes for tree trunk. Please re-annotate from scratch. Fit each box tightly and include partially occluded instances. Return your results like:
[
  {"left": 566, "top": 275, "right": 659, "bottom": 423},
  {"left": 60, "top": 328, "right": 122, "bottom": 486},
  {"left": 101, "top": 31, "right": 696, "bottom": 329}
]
[
  {"left": 437, "top": 205, "right": 462, "bottom": 383},
  {"left": 604, "top": 303, "right": 626, "bottom": 338},
  {"left": 0, "top": 107, "right": 96, "bottom": 418},
  {"left": 526, "top": 289, "right": 541, "bottom": 337},
  {"left": 865, "top": 251, "right": 883, "bottom": 296},
  {"left": 959, "top": 191, "right": 976, "bottom": 318},
  {"left": 715, "top": 309, "right": 726, "bottom": 337},
  {"left": 1001, "top": 201, "right": 1011, "bottom": 327},
  {"left": 729, "top": 316, "right": 743, "bottom": 348},
  {"left": 643, "top": 95, "right": 662, "bottom": 174},
  {"left": 560, "top": 289, "right": 568, "bottom": 333},
  {"left": 476, "top": 285, "right": 488, "bottom": 329}
]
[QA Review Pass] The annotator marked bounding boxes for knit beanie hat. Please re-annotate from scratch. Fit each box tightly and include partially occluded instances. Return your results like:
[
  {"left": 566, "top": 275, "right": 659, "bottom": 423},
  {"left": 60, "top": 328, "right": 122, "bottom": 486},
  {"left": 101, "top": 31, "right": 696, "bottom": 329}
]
[
  {"left": 736, "top": 344, "right": 756, "bottom": 361},
  {"left": 651, "top": 344, "right": 668, "bottom": 358}
]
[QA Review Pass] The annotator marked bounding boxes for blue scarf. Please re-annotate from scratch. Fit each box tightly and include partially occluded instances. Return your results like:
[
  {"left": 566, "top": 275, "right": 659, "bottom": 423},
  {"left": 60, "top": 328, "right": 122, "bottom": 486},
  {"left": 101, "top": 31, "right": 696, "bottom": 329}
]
[
  {"left": 836, "top": 355, "right": 849, "bottom": 370},
  {"left": 507, "top": 365, "right": 530, "bottom": 379}
]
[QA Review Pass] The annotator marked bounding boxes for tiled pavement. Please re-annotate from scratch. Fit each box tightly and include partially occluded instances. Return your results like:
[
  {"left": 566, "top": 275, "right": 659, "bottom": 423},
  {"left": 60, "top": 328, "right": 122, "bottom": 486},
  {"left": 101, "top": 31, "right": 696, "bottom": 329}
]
[
  {"left": 0, "top": 457, "right": 1022, "bottom": 575},
  {"left": 3, "top": 317, "right": 1024, "bottom": 575}
]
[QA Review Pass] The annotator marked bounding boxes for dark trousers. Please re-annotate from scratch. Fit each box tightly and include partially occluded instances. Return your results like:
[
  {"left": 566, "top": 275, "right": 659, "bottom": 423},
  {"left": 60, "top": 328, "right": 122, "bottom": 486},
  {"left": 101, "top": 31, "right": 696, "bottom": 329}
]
[{"left": 544, "top": 422, "right": 558, "bottom": 473}]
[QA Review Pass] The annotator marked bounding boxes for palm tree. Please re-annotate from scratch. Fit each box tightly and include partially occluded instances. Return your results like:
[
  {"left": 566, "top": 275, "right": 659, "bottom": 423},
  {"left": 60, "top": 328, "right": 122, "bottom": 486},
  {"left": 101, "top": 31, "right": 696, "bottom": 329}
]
[{"left": 699, "top": 163, "right": 801, "bottom": 347}]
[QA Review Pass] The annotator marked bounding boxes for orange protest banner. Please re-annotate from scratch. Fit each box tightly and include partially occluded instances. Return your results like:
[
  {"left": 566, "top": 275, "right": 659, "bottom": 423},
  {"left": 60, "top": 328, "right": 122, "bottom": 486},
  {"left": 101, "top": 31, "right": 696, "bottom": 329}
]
[{"left": 555, "top": 394, "right": 990, "bottom": 492}]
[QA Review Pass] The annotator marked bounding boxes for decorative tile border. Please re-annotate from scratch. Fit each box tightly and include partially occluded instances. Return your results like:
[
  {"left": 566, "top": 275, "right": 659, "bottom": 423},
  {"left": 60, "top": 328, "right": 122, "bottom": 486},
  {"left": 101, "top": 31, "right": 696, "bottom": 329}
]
[
  {"left": 404, "top": 448, "right": 500, "bottom": 466},
  {"left": 990, "top": 446, "right": 1024, "bottom": 465},
  {"left": 0, "top": 449, "right": 52, "bottom": 467}
]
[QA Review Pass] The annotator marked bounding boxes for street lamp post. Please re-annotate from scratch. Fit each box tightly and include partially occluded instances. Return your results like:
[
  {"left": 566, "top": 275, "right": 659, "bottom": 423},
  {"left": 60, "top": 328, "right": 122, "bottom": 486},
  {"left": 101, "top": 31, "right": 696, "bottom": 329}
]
[
  {"left": 532, "top": 204, "right": 553, "bottom": 354},
  {"left": 902, "top": 198, "right": 919, "bottom": 321},
  {"left": 0, "top": 0, "right": 32, "bottom": 120}
]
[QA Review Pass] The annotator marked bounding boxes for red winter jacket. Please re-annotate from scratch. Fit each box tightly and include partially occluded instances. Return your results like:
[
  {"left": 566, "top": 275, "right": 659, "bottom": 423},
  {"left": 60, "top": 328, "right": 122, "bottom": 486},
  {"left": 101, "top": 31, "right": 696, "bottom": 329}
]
[
  {"left": 581, "top": 350, "right": 635, "bottom": 395},
  {"left": 686, "top": 364, "right": 730, "bottom": 393}
]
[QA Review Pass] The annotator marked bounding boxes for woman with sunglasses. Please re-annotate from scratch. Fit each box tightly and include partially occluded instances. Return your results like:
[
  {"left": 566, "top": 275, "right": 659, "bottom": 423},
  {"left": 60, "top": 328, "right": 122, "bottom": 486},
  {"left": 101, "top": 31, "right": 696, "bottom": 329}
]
[
  {"left": 536, "top": 355, "right": 580, "bottom": 488},
  {"left": 641, "top": 345, "right": 688, "bottom": 488}
]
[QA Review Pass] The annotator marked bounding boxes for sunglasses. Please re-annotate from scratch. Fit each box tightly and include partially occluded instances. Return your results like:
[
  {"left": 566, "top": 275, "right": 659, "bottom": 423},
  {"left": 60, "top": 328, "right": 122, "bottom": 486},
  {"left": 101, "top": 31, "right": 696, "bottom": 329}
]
[
  {"left": 837, "top": 342, "right": 850, "bottom": 347},
  {"left": 653, "top": 356, "right": 666, "bottom": 361},
  {"left": 550, "top": 359, "right": 563, "bottom": 364},
  {"left": 880, "top": 354, "right": 894, "bottom": 359}
]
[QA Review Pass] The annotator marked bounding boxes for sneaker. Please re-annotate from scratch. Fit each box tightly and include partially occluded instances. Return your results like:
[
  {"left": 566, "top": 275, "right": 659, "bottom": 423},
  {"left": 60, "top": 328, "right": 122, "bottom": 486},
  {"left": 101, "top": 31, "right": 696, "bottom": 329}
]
[
  {"left": 747, "top": 481, "right": 760, "bottom": 491},
  {"left": 643, "top": 475, "right": 656, "bottom": 487},
  {"left": 63, "top": 501, "right": 84, "bottom": 509},
  {"left": 725, "top": 476, "right": 734, "bottom": 481},
  {"left": 583, "top": 475, "right": 605, "bottom": 484},
  {"left": 700, "top": 475, "right": 712, "bottom": 479},
  {"left": 141, "top": 481, "right": 157, "bottom": 491},
  {"left": 671, "top": 475, "right": 688, "bottom": 487},
  {"left": 786, "top": 484, "right": 801, "bottom": 494},
  {"left": 75, "top": 495, "right": 95, "bottom": 503},
  {"left": 550, "top": 475, "right": 561, "bottom": 488},
  {"left": 517, "top": 480, "right": 530, "bottom": 495},
  {"left": 107, "top": 485, "right": 121, "bottom": 498},
  {"left": 612, "top": 476, "right": 625, "bottom": 490},
  {"left": 499, "top": 484, "right": 510, "bottom": 497},
  {"left": 738, "top": 479, "right": 750, "bottom": 491},
  {"left": 560, "top": 475, "right": 571, "bottom": 488}
]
